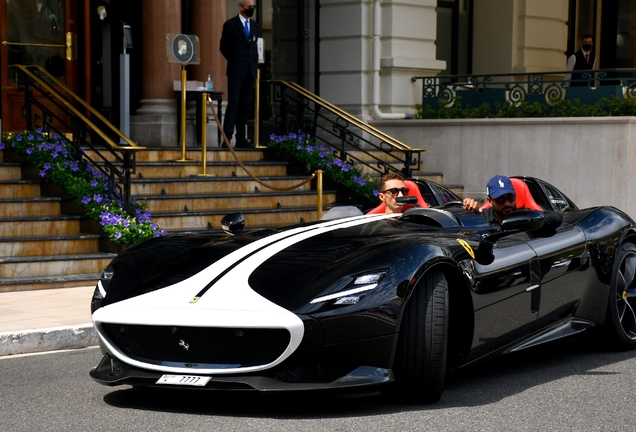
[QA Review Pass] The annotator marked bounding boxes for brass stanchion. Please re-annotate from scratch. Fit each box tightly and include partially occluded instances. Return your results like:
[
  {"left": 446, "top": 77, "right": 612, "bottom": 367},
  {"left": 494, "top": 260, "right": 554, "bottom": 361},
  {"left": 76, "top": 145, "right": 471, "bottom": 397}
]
[
  {"left": 193, "top": 93, "right": 216, "bottom": 177},
  {"left": 316, "top": 169, "right": 323, "bottom": 220},
  {"left": 255, "top": 68, "right": 266, "bottom": 148},
  {"left": 175, "top": 64, "right": 194, "bottom": 162}
]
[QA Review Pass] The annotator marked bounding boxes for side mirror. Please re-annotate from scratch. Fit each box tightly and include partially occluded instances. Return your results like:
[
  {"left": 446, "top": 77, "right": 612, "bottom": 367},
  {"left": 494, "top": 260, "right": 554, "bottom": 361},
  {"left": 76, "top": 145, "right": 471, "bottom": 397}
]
[
  {"left": 221, "top": 212, "right": 245, "bottom": 235},
  {"left": 475, "top": 210, "right": 545, "bottom": 265},
  {"left": 500, "top": 210, "right": 545, "bottom": 231}
]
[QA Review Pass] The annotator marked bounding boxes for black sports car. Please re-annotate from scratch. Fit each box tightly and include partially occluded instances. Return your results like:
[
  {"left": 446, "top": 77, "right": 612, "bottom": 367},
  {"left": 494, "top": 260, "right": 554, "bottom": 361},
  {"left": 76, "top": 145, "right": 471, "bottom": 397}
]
[{"left": 89, "top": 176, "right": 636, "bottom": 403}]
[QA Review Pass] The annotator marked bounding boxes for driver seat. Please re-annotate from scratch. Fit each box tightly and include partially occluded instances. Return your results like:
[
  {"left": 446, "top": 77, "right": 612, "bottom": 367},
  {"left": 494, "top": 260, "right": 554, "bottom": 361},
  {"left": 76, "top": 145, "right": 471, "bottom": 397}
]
[
  {"left": 367, "top": 180, "right": 429, "bottom": 214},
  {"left": 479, "top": 177, "right": 544, "bottom": 212}
]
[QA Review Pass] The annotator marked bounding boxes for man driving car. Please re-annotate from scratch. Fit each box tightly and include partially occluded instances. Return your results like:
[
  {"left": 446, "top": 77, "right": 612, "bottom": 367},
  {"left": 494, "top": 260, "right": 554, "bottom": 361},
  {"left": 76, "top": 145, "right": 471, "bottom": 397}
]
[{"left": 378, "top": 173, "right": 409, "bottom": 214}]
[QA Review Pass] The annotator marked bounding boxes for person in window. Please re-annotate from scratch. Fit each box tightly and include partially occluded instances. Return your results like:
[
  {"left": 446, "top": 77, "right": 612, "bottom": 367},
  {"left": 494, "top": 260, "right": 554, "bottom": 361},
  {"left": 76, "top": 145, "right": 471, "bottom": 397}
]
[
  {"left": 565, "top": 34, "right": 596, "bottom": 87},
  {"left": 463, "top": 175, "right": 562, "bottom": 232},
  {"left": 378, "top": 173, "right": 409, "bottom": 214}
]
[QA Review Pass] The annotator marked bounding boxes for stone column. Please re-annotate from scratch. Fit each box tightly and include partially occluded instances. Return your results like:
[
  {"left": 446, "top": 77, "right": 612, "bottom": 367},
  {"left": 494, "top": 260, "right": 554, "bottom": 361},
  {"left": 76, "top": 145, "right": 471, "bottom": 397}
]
[
  {"left": 473, "top": 0, "right": 568, "bottom": 75},
  {"left": 130, "top": 0, "right": 182, "bottom": 146},
  {"left": 191, "top": 0, "right": 226, "bottom": 91},
  {"left": 190, "top": 0, "right": 227, "bottom": 147},
  {"left": 320, "top": 0, "right": 444, "bottom": 120}
]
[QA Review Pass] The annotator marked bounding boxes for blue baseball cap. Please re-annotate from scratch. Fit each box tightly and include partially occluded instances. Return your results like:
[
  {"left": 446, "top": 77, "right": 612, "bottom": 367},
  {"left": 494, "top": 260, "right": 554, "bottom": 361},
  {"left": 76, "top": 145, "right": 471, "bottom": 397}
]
[{"left": 486, "top": 175, "right": 516, "bottom": 199}]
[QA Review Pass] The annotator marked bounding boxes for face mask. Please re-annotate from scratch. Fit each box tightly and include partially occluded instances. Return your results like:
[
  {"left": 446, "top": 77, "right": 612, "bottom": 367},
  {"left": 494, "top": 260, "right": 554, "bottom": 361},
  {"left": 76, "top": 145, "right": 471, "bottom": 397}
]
[
  {"left": 583, "top": 44, "right": 592, "bottom": 51},
  {"left": 244, "top": 7, "right": 255, "bottom": 18}
]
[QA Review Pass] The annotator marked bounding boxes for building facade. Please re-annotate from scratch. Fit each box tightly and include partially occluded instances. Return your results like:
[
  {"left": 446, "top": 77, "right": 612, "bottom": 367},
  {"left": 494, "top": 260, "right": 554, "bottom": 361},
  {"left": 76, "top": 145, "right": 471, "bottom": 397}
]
[{"left": 1, "top": 0, "right": 635, "bottom": 143}]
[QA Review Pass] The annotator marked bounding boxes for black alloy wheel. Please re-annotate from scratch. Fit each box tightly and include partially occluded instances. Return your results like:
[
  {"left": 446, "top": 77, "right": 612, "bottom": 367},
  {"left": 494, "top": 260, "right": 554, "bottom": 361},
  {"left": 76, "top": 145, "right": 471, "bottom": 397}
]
[{"left": 604, "top": 242, "right": 636, "bottom": 349}]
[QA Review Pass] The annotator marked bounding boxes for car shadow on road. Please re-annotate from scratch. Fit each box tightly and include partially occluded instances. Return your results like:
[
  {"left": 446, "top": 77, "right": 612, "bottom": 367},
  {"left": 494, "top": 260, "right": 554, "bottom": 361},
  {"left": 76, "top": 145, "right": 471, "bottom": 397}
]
[{"left": 102, "top": 337, "right": 636, "bottom": 417}]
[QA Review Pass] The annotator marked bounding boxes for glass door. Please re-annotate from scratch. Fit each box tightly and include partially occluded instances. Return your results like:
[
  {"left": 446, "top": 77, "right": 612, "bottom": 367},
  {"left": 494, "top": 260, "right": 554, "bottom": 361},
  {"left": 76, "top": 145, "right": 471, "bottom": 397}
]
[{"left": 1, "top": 0, "right": 79, "bottom": 132}]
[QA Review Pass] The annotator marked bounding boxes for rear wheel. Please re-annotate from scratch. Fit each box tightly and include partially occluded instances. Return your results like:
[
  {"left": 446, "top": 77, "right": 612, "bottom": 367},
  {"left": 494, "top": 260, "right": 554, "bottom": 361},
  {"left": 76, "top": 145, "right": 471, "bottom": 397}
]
[
  {"left": 392, "top": 271, "right": 449, "bottom": 403},
  {"left": 603, "top": 242, "right": 636, "bottom": 350}
]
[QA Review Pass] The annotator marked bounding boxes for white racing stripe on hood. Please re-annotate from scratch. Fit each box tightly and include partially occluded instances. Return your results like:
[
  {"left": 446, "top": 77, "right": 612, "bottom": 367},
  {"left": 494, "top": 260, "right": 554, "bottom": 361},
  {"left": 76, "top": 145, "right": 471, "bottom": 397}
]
[{"left": 93, "top": 213, "right": 396, "bottom": 374}]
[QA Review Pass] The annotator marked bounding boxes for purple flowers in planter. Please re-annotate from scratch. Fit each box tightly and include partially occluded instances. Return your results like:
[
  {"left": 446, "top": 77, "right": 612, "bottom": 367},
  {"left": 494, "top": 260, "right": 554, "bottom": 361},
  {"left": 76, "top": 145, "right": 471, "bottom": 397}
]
[
  {"left": 3, "top": 129, "right": 167, "bottom": 244},
  {"left": 268, "top": 131, "right": 379, "bottom": 202}
]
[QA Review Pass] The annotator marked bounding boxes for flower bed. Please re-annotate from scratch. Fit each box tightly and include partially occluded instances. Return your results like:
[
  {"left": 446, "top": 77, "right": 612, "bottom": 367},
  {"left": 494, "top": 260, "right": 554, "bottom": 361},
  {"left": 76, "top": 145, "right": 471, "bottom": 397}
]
[
  {"left": 268, "top": 132, "right": 379, "bottom": 202},
  {"left": 1, "top": 130, "right": 166, "bottom": 244}
]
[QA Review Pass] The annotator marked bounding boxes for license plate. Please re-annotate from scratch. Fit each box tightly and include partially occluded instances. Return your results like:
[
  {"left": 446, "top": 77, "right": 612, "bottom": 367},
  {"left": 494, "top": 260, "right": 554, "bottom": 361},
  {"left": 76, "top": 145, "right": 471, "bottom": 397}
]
[{"left": 156, "top": 374, "right": 211, "bottom": 387}]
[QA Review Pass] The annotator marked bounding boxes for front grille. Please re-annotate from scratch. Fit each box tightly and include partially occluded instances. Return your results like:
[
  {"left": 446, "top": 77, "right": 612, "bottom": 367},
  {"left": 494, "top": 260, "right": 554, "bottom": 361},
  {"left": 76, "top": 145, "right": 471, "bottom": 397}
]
[{"left": 102, "top": 323, "right": 291, "bottom": 367}]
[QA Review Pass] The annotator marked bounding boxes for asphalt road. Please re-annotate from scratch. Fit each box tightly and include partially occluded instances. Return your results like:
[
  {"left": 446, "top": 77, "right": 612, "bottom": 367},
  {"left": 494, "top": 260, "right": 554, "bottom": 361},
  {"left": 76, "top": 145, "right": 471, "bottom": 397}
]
[{"left": 2, "top": 338, "right": 636, "bottom": 432}]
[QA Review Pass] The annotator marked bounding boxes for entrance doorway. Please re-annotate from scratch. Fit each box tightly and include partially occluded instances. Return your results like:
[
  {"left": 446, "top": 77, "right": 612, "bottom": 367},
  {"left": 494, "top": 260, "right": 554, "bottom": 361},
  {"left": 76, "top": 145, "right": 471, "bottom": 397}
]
[{"left": 0, "top": 0, "right": 81, "bottom": 132}]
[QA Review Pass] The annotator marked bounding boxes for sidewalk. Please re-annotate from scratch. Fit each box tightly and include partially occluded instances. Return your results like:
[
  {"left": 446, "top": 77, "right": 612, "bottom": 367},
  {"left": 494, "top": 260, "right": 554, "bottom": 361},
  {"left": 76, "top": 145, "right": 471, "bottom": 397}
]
[{"left": 0, "top": 286, "right": 97, "bottom": 357}]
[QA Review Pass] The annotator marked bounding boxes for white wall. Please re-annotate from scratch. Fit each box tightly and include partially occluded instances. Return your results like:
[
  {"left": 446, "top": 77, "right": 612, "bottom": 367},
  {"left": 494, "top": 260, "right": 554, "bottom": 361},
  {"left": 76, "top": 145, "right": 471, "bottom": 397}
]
[{"left": 373, "top": 117, "right": 636, "bottom": 219}]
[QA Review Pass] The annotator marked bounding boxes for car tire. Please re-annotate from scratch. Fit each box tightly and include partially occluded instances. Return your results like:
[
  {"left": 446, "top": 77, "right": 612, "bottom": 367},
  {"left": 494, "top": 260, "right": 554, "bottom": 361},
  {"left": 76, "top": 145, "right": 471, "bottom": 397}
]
[
  {"left": 602, "top": 242, "right": 636, "bottom": 350},
  {"left": 392, "top": 271, "right": 449, "bottom": 403}
]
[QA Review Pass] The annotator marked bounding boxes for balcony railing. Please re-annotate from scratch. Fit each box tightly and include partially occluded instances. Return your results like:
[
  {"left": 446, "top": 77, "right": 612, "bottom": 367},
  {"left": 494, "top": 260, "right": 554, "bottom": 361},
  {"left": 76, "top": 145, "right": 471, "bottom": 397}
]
[{"left": 412, "top": 69, "right": 636, "bottom": 109}]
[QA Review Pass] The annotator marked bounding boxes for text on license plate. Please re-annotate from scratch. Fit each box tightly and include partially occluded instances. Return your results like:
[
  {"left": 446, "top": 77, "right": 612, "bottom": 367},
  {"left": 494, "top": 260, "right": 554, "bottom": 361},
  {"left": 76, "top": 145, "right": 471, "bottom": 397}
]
[{"left": 156, "top": 374, "right": 211, "bottom": 387}]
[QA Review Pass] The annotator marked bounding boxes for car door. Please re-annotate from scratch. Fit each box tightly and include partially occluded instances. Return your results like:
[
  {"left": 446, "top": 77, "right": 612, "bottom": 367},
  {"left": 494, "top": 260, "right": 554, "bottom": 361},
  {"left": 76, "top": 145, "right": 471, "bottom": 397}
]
[
  {"left": 526, "top": 222, "right": 588, "bottom": 328},
  {"left": 464, "top": 232, "right": 541, "bottom": 362}
]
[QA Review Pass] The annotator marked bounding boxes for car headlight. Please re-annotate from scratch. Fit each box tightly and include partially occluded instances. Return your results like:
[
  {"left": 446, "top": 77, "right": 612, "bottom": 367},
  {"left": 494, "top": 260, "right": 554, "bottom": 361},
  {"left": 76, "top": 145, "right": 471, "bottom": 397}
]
[
  {"left": 310, "top": 271, "right": 387, "bottom": 305},
  {"left": 91, "top": 266, "right": 114, "bottom": 313}
]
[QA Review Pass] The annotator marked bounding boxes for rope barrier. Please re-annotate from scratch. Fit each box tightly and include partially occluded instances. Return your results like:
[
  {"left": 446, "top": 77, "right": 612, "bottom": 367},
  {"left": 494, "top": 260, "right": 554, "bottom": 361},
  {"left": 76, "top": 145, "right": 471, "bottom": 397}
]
[{"left": 204, "top": 94, "right": 317, "bottom": 191}]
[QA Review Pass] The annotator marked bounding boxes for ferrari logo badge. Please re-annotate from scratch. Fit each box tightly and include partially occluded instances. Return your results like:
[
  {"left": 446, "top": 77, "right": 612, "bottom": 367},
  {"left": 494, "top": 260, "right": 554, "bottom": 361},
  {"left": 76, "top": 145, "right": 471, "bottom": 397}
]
[
  {"left": 179, "top": 340, "right": 189, "bottom": 351},
  {"left": 623, "top": 291, "right": 628, "bottom": 301},
  {"left": 457, "top": 239, "right": 475, "bottom": 259},
  {"left": 190, "top": 296, "right": 199, "bottom": 303}
]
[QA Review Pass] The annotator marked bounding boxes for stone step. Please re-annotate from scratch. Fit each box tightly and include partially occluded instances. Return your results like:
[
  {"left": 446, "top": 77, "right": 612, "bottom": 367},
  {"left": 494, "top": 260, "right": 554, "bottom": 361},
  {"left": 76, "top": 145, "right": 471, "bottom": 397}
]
[
  {"left": 0, "top": 253, "right": 115, "bottom": 279},
  {"left": 0, "top": 180, "right": 41, "bottom": 198},
  {"left": 140, "top": 191, "right": 337, "bottom": 213},
  {"left": 130, "top": 176, "right": 312, "bottom": 195},
  {"left": 0, "top": 197, "right": 61, "bottom": 217},
  {"left": 0, "top": 164, "right": 21, "bottom": 181},
  {"left": 0, "top": 234, "right": 100, "bottom": 257},
  {"left": 0, "top": 273, "right": 101, "bottom": 293},
  {"left": 82, "top": 147, "right": 266, "bottom": 163},
  {"left": 152, "top": 207, "right": 331, "bottom": 231},
  {"left": 0, "top": 216, "right": 82, "bottom": 237},
  {"left": 133, "top": 161, "right": 288, "bottom": 179}
]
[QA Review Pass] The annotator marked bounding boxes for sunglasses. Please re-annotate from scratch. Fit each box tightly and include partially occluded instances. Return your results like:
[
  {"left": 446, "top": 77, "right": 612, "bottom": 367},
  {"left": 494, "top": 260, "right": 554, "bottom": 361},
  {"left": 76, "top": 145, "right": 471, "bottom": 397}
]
[
  {"left": 381, "top": 187, "right": 409, "bottom": 197},
  {"left": 492, "top": 193, "right": 516, "bottom": 205}
]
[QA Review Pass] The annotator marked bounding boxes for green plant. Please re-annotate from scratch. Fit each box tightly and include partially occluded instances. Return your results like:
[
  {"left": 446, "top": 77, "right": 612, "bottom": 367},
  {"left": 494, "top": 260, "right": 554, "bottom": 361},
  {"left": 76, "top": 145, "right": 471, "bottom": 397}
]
[
  {"left": 1, "top": 130, "right": 166, "bottom": 244},
  {"left": 268, "top": 132, "right": 380, "bottom": 202},
  {"left": 415, "top": 96, "right": 636, "bottom": 119}
]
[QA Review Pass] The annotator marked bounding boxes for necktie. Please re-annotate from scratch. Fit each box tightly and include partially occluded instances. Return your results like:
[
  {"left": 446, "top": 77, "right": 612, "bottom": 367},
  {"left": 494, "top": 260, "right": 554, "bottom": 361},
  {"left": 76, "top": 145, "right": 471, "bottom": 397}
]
[
  {"left": 244, "top": 20, "right": 250, "bottom": 41},
  {"left": 585, "top": 53, "right": 589, "bottom": 65}
]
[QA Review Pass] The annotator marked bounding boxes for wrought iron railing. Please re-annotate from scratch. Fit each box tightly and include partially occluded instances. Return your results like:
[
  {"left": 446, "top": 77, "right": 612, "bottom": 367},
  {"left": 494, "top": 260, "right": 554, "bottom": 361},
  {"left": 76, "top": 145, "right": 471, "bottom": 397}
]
[
  {"left": 271, "top": 80, "right": 425, "bottom": 178},
  {"left": 10, "top": 64, "right": 144, "bottom": 212},
  {"left": 412, "top": 69, "right": 636, "bottom": 109}
]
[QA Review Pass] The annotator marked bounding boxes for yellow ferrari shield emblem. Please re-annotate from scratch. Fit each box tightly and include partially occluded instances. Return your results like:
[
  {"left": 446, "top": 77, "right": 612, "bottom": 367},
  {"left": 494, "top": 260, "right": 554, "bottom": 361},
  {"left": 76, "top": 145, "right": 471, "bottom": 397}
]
[{"left": 457, "top": 239, "right": 475, "bottom": 259}]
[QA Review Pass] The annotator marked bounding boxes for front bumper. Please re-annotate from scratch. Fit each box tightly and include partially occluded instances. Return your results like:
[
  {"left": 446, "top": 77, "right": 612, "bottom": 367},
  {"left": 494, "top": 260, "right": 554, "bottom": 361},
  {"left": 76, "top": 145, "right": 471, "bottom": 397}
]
[{"left": 90, "top": 353, "right": 393, "bottom": 391}]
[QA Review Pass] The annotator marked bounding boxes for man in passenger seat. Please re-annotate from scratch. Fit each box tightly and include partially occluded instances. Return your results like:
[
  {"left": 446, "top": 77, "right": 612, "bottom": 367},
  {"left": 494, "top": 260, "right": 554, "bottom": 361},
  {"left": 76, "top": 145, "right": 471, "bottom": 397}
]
[{"left": 463, "top": 175, "right": 562, "bottom": 232}]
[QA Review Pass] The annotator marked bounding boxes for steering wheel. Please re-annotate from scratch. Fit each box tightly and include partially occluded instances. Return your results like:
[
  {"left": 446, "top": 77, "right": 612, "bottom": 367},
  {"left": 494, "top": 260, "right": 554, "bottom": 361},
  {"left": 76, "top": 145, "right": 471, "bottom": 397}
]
[{"left": 437, "top": 200, "right": 464, "bottom": 209}]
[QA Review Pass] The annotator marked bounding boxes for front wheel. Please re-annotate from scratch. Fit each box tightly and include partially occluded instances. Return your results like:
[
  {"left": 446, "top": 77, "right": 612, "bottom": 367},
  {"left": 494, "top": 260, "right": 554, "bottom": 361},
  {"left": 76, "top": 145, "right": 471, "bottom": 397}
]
[
  {"left": 392, "top": 271, "right": 448, "bottom": 403},
  {"left": 602, "top": 242, "right": 636, "bottom": 350}
]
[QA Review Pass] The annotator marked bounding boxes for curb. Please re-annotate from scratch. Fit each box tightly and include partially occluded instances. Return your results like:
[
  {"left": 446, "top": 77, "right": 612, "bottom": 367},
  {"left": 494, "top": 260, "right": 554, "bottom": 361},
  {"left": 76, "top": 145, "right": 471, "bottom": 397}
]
[{"left": 0, "top": 324, "right": 97, "bottom": 357}]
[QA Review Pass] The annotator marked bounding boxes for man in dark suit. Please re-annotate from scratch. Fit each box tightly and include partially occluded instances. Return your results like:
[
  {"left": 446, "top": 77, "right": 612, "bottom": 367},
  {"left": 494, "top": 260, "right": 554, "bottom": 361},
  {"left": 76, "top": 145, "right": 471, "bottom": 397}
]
[
  {"left": 566, "top": 34, "right": 596, "bottom": 87},
  {"left": 220, "top": 0, "right": 259, "bottom": 148}
]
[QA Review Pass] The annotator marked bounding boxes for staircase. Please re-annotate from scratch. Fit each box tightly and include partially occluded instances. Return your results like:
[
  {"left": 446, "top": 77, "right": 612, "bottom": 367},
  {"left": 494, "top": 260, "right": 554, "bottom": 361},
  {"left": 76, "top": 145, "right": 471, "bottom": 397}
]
[{"left": 0, "top": 146, "right": 337, "bottom": 293}]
